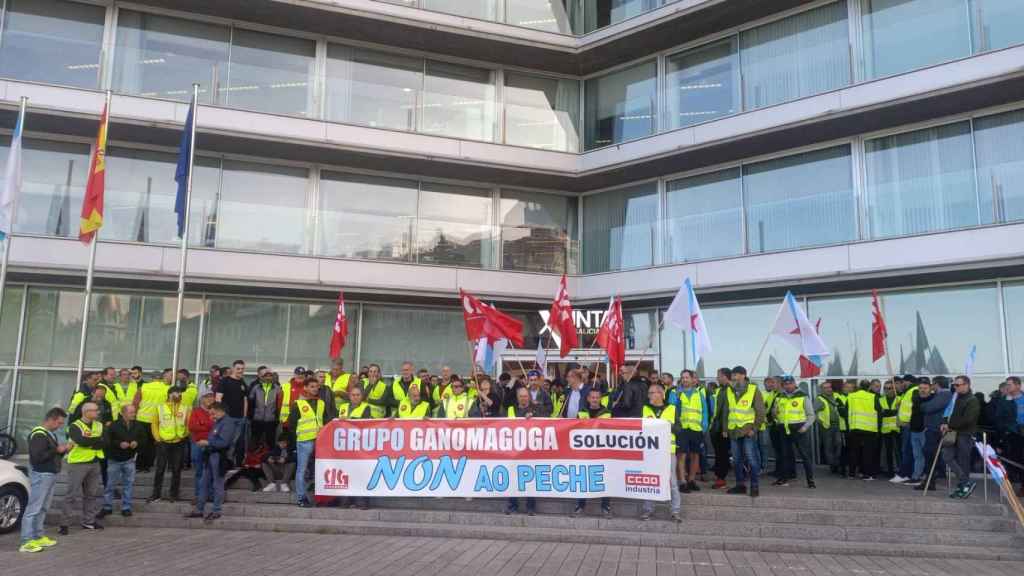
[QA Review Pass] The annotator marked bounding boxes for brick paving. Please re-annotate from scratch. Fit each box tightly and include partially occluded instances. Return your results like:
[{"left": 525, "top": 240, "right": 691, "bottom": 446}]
[{"left": 2, "top": 527, "right": 1024, "bottom": 576}]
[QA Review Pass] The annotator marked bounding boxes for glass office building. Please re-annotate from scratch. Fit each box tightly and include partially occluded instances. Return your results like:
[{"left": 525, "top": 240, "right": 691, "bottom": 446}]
[{"left": 2, "top": 0, "right": 1024, "bottom": 440}]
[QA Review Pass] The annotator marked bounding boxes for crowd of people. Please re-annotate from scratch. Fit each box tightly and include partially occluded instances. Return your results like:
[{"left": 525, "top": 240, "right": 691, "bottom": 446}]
[{"left": 17, "top": 357, "right": 1024, "bottom": 554}]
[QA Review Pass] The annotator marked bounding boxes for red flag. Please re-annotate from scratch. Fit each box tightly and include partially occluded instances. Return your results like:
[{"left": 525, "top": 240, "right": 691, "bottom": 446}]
[
  {"left": 871, "top": 289, "right": 887, "bottom": 362},
  {"left": 329, "top": 291, "right": 348, "bottom": 359},
  {"left": 79, "top": 101, "right": 109, "bottom": 244},
  {"left": 548, "top": 274, "right": 578, "bottom": 358},
  {"left": 595, "top": 296, "right": 625, "bottom": 371},
  {"left": 460, "top": 289, "right": 524, "bottom": 347}
]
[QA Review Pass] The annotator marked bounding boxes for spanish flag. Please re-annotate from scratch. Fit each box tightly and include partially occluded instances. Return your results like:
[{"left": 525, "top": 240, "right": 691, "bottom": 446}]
[{"left": 79, "top": 101, "right": 109, "bottom": 244}]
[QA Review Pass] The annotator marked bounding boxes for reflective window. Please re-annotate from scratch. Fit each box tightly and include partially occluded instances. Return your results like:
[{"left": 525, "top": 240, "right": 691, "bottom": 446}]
[
  {"left": 1001, "top": 282, "right": 1024, "bottom": 371},
  {"left": 285, "top": 302, "right": 357, "bottom": 371},
  {"left": 326, "top": 45, "right": 422, "bottom": 132},
  {"left": 104, "top": 148, "right": 181, "bottom": 245},
  {"left": 584, "top": 61, "right": 657, "bottom": 149},
  {"left": 744, "top": 146, "right": 855, "bottom": 253},
  {"left": 862, "top": 0, "right": 970, "bottom": 79},
  {"left": 970, "top": 0, "right": 1024, "bottom": 52},
  {"left": 500, "top": 189, "right": 577, "bottom": 273},
  {"left": 204, "top": 298, "right": 289, "bottom": 367},
  {"left": 665, "top": 168, "right": 742, "bottom": 263},
  {"left": 421, "top": 61, "right": 496, "bottom": 141},
  {"left": 11, "top": 139, "right": 90, "bottom": 238},
  {"left": 581, "top": 182, "right": 657, "bottom": 273},
  {"left": 416, "top": 182, "right": 494, "bottom": 268},
  {"left": 0, "top": 0, "right": 104, "bottom": 89},
  {"left": 625, "top": 309, "right": 659, "bottom": 352},
  {"left": 85, "top": 292, "right": 202, "bottom": 370},
  {"left": 318, "top": 171, "right": 418, "bottom": 262},
  {"left": 184, "top": 157, "right": 224, "bottom": 249},
  {"left": 225, "top": 28, "right": 316, "bottom": 117},
  {"left": 0, "top": 287, "right": 23, "bottom": 365},
  {"left": 0, "top": 370, "right": 10, "bottom": 429},
  {"left": 14, "top": 370, "right": 76, "bottom": 445},
  {"left": 740, "top": 1, "right": 850, "bottom": 110},
  {"left": 806, "top": 294, "right": 883, "bottom": 378},
  {"left": 658, "top": 318, "right": 686, "bottom": 377},
  {"left": 665, "top": 38, "right": 738, "bottom": 130},
  {"left": 22, "top": 287, "right": 83, "bottom": 367},
  {"left": 698, "top": 300, "right": 800, "bottom": 378},
  {"left": 583, "top": 0, "right": 662, "bottom": 33},
  {"left": 974, "top": 109, "right": 1024, "bottom": 224},
  {"left": 506, "top": 0, "right": 576, "bottom": 33},
  {"left": 422, "top": 0, "right": 499, "bottom": 21},
  {"left": 113, "top": 10, "right": 230, "bottom": 104},
  {"left": 360, "top": 305, "right": 472, "bottom": 375},
  {"left": 865, "top": 121, "right": 978, "bottom": 239},
  {"left": 503, "top": 73, "right": 580, "bottom": 152},
  {"left": 214, "top": 161, "right": 310, "bottom": 254}
]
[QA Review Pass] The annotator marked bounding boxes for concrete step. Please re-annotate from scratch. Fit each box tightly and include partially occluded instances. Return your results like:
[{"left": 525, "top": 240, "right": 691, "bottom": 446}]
[{"left": 67, "top": 510, "right": 1024, "bottom": 561}]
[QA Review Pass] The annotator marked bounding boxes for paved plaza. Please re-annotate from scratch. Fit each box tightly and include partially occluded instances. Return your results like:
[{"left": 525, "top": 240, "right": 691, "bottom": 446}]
[{"left": 3, "top": 527, "right": 1024, "bottom": 576}]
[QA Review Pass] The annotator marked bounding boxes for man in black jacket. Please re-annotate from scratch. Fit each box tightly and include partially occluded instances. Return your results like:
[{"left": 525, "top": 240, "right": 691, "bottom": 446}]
[
  {"left": 610, "top": 372, "right": 647, "bottom": 418},
  {"left": 942, "top": 375, "right": 981, "bottom": 499},
  {"left": 19, "top": 407, "right": 70, "bottom": 553},
  {"left": 100, "top": 404, "right": 145, "bottom": 518}
]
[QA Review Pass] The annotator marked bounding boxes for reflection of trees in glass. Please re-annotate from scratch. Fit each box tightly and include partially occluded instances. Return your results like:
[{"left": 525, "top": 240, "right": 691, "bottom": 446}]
[
  {"left": 897, "top": 311, "right": 949, "bottom": 375},
  {"left": 501, "top": 227, "right": 568, "bottom": 273}
]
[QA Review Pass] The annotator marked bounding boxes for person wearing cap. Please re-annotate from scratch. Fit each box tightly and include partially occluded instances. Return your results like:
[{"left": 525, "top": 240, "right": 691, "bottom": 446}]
[
  {"left": 641, "top": 382, "right": 682, "bottom": 522},
  {"left": 438, "top": 375, "right": 473, "bottom": 419},
  {"left": 526, "top": 370, "right": 553, "bottom": 417},
  {"left": 278, "top": 367, "right": 307, "bottom": 439},
  {"left": 721, "top": 366, "right": 765, "bottom": 497},
  {"left": 573, "top": 388, "right": 612, "bottom": 518},
  {"left": 772, "top": 376, "right": 816, "bottom": 489},
  {"left": 147, "top": 385, "right": 190, "bottom": 503}
]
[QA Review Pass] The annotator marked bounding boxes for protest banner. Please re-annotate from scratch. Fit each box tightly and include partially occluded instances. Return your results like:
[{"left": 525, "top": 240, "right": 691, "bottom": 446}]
[{"left": 315, "top": 417, "right": 672, "bottom": 500}]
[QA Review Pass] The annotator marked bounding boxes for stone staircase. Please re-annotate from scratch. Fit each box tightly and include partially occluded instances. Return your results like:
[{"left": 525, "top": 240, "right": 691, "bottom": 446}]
[{"left": 50, "top": 470, "right": 1024, "bottom": 560}]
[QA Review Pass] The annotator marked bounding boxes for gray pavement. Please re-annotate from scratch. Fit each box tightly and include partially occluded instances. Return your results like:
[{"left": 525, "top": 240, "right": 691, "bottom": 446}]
[{"left": 2, "top": 527, "right": 1024, "bottom": 576}]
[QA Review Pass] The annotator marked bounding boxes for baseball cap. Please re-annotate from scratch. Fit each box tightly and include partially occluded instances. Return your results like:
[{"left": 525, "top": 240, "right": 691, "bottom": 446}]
[
  {"left": 294, "top": 366, "right": 306, "bottom": 375},
  {"left": 527, "top": 370, "right": 542, "bottom": 378},
  {"left": 780, "top": 375, "right": 795, "bottom": 383}
]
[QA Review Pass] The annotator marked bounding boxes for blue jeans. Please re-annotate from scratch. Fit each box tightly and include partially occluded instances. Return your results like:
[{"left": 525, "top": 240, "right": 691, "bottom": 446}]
[
  {"left": 196, "top": 452, "right": 224, "bottom": 514},
  {"left": 102, "top": 459, "right": 135, "bottom": 512},
  {"left": 910, "top": 431, "right": 926, "bottom": 480},
  {"left": 898, "top": 427, "right": 914, "bottom": 478},
  {"left": 20, "top": 471, "right": 57, "bottom": 544},
  {"left": 731, "top": 435, "right": 761, "bottom": 488},
  {"left": 191, "top": 443, "right": 205, "bottom": 497},
  {"left": 295, "top": 440, "right": 315, "bottom": 504}
]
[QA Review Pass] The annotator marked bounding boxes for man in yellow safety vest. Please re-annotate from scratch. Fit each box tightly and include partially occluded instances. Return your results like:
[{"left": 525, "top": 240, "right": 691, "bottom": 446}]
[
  {"left": 772, "top": 376, "right": 816, "bottom": 489},
  {"left": 58, "top": 402, "right": 106, "bottom": 535},
  {"left": 362, "top": 364, "right": 390, "bottom": 418},
  {"left": 325, "top": 358, "right": 351, "bottom": 403},
  {"left": 397, "top": 383, "right": 430, "bottom": 419},
  {"left": 572, "top": 388, "right": 612, "bottom": 518},
  {"left": 288, "top": 377, "right": 327, "bottom": 507},
  {"left": 439, "top": 376, "right": 472, "bottom": 419},
  {"left": 721, "top": 366, "right": 765, "bottom": 498},
  {"left": 813, "top": 381, "right": 841, "bottom": 475},
  {"left": 841, "top": 380, "right": 893, "bottom": 480},
  {"left": 879, "top": 379, "right": 902, "bottom": 478},
  {"left": 148, "top": 385, "right": 190, "bottom": 503},
  {"left": 388, "top": 361, "right": 421, "bottom": 414},
  {"left": 134, "top": 369, "right": 171, "bottom": 473},
  {"left": 670, "top": 369, "right": 707, "bottom": 494},
  {"left": 641, "top": 382, "right": 682, "bottom": 522}
]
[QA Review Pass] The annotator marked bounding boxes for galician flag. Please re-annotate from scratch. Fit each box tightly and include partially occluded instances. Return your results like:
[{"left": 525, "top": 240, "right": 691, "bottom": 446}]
[
  {"left": 964, "top": 344, "right": 977, "bottom": 376},
  {"left": 0, "top": 103, "right": 24, "bottom": 241},
  {"left": 665, "top": 277, "right": 712, "bottom": 364},
  {"left": 79, "top": 101, "right": 109, "bottom": 244},
  {"left": 770, "top": 291, "right": 830, "bottom": 359},
  {"left": 975, "top": 442, "right": 1007, "bottom": 486}
]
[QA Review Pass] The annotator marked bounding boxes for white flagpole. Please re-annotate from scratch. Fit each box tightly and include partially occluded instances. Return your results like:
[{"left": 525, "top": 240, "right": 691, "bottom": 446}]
[
  {"left": 74, "top": 90, "right": 110, "bottom": 388},
  {"left": 0, "top": 96, "right": 27, "bottom": 334},
  {"left": 171, "top": 84, "right": 199, "bottom": 380}
]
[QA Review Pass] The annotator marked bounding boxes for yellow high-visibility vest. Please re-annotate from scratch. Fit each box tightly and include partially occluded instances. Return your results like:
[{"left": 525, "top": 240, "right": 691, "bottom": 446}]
[
  {"left": 397, "top": 399, "right": 430, "bottom": 419},
  {"left": 67, "top": 420, "right": 104, "bottom": 464},
  {"left": 880, "top": 395, "right": 899, "bottom": 434},
  {"left": 444, "top": 392, "right": 471, "bottom": 419},
  {"left": 897, "top": 388, "right": 915, "bottom": 425},
  {"left": 156, "top": 402, "right": 189, "bottom": 443},
  {"left": 678, "top": 388, "right": 705, "bottom": 432},
  {"left": 727, "top": 386, "right": 757, "bottom": 430},
  {"left": 847, "top": 390, "right": 879, "bottom": 433},
  {"left": 137, "top": 381, "right": 170, "bottom": 424},
  {"left": 294, "top": 399, "right": 325, "bottom": 441},
  {"left": 642, "top": 404, "right": 677, "bottom": 453}
]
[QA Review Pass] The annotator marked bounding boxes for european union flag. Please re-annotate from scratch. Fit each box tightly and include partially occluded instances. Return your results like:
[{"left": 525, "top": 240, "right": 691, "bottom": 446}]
[{"left": 174, "top": 100, "right": 195, "bottom": 239}]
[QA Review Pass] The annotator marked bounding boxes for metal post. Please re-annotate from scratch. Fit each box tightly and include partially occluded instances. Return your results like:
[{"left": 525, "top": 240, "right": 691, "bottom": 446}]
[
  {"left": 983, "top": 431, "right": 989, "bottom": 503},
  {"left": 171, "top": 84, "right": 199, "bottom": 381},
  {"left": 75, "top": 234, "right": 99, "bottom": 387},
  {"left": 0, "top": 97, "right": 27, "bottom": 342}
]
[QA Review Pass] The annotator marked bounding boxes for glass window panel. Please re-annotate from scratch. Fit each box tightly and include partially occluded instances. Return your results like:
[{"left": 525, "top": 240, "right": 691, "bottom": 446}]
[
  {"left": 883, "top": 284, "right": 1002, "bottom": 375},
  {"left": 506, "top": 0, "right": 575, "bottom": 33},
  {"left": 698, "top": 300, "right": 801, "bottom": 379},
  {"left": 658, "top": 319, "right": 686, "bottom": 377},
  {"left": 104, "top": 148, "right": 181, "bottom": 245},
  {"left": 581, "top": 182, "right": 657, "bottom": 273},
  {"left": 862, "top": 0, "right": 971, "bottom": 79},
  {"left": 204, "top": 298, "right": 288, "bottom": 367},
  {"left": 504, "top": 73, "right": 580, "bottom": 152},
  {"left": 215, "top": 161, "right": 310, "bottom": 254},
  {"left": 360, "top": 305, "right": 472, "bottom": 375},
  {"left": 625, "top": 309, "right": 658, "bottom": 352},
  {"left": 113, "top": 10, "right": 230, "bottom": 104},
  {"left": 740, "top": 1, "right": 850, "bottom": 110},
  {"left": 14, "top": 370, "right": 76, "bottom": 446},
  {"left": 665, "top": 38, "right": 739, "bottom": 130},
  {"left": 806, "top": 293, "right": 884, "bottom": 378},
  {"left": 225, "top": 28, "right": 315, "bottom": 117},
  {"left": 0, "top": 286, "right": 23, "bottom": 365},
  {"left": 584, "top": 61, "right": 657, "bottom": 149},
  {"left": 138, "top": 295, "right": 202, "bottom": 371},
  {"left": 285, "top": 302, "right": 356, "bottom": 372},
  {"left": 421, "top": 0, "right": 499, "bottom": 21},
  {"left": 0, "top": 0, "right": 104, "bottom": 89},
  {"left": 665, "top": 168, "right": 742, "bottom": 263},
  {"left": 417, "top": 182, "right": 494, "bottom": 268},
  {"left": 9, "top": 139, "right": 90, "bottom": 238},
  {"left": 422, "top": 61, "right": 496, "bottom": 141},
  {"left": 84, "top": 292, "right": 202, "bottom": 370},
  {"left": 0, "top": 370, "right": 11, "bottom": 430},
  {"left": 864, "top": 121, "right": 978, "bottom": 239},
  {"left": 326, "top": 45, "right": 421, "bottom": 132},
  {"left": 185, "top": 157, "right": 224, "bottom": 249},
  {"left": 970, "top": 0, "right": 1024, "bottom": 52},
  {"left": 500, "top": 189, "right": 577, "bottom": 273},
  {"left": 583, "top": 0, "right": 662, "bottom": 33},
  {"left": 318, "top": 171, "right": 417, "bottom": 261},
  {"left": 744, "top": 146, "right": 855, "bottom": 253},
  {"left": 974, "top": 109, "right": 1024, "bottom": 224},
  {"left": 1000, "top": 282, "right": 1024, "bottom": 371},
  {"left": 22, "top": 287, "right": 83, "bottom": 367}
]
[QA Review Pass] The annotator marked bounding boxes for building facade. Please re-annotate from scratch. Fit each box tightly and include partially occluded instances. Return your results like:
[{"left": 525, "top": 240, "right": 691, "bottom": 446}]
[{"left": 1, "top": 0, "right": 1024, "bottom": 440}]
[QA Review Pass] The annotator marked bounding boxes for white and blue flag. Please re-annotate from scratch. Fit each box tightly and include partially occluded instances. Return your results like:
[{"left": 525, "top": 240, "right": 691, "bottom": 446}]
[{"left": 0, "top": 106, "right": 24, "bottom": 241}]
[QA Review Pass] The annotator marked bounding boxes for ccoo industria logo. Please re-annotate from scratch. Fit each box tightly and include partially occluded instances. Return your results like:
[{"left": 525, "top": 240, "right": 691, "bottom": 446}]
[
  {"left": 624, "top": 471, "right": 660, "bottom": 495},
  {"left": 323, "top": 467, "right": 349, "bottom": 490}
]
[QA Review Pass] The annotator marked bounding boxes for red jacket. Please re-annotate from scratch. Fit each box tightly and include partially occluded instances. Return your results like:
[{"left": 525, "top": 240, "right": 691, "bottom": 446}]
[
  {"left": 188, "top": 407, "right": 213, "bottom": 442},
  {"left": 277, "top": 377, "right": 305, "bottom": 428}
]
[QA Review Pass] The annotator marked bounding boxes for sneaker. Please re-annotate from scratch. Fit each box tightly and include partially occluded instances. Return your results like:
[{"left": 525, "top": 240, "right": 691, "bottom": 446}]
[
  {"left": 889, "top": 475, "right": 907, "bottom": 484},
  {"left": 146, "top": 497, "right": 163, "bottom": 504},
  {"left": 712, "top": 479, "right": 727, "bottom": 490},
  {"left": 679, "top": 483, "right": 691, "bottom": 494},
  {"left": 19, "top": 541, "right": 43, "bottom": 553},
  {"left": 80, "top": 522, "right": 103, "bottom": 531},
  {"left": 572, "top": 505, "right": 583, "bottom": 517},
  {"left": 961, "top": 480, "right": 977, "bottom": 499},
  {"left": 772, "top": 478, "right": 789, "bottom": 487},
  {"left": 726, "top": 485, "right": 747, "bottom": 495},
  {"left": 299, "top": 500, "right": 315, "bottom": 508},
  {"left": 807, "top": 480, "right": 816, "bottom": 489},
  {"left": 97, "top": 508, "right": 111, "bottom": 518},
  {"left": 57, "top": 526, "right": 68, "bottom": 536},
  {"left": 203, "top": 512, "right": 221, "bottom": 523},
  {"left": 35, "top": 536, "right": 57, "bottom": 548},
  {"left": 640, "top": 511, "right": 651, "bottom": 521},
  {"left": 280, "top": 484, "right": 291, "bottom": 493},
  {"left": 687, "top": 481, "right": 700, "bottom": 492},
  {"left": 750, "top": 487, "right": 760, "bottom": 498},
  {"left": 122, "top": 509, "right": 133, "bottom": 517},
  {"left": 262, "top": 483, "right": 276, "bottom": 492},
  {"left": 861, "top": 475, "right": 875, "bottom": 481},
  {"left": 902, "top": 478, "right": 921, "bottom": 486},
  {"left": 671, "top": 513, "right": 682, "bottom": 523}
]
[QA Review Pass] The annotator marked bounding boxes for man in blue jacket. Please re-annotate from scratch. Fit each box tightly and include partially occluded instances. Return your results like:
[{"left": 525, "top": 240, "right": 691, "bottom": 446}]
[
  {"left": 915, "top": 376, "right": 952, "bottom": 491},
  {"left": 185, "top": 402, "right": 237, "bottom": 522}
]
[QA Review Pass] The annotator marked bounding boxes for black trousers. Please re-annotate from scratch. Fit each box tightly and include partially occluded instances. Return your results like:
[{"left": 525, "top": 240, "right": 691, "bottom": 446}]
[
  {"left": 251, "top": 420, "right": 278, "bottom": 449},
  {"left": 152, "top": 441, "right": 186, "bottom": 499},
  {"left": 847, "top": 430, "right": 879, "bottom": 477},
  {"left": 768, "top": 424, "right": 784, "bottom": 473},
  {"left": 711, "top": 431, "right": 731, "bottom": 480},
  {"left": 136, "top": 429, "right": 155, "bottom": 471},
  {"left": 1006, "top": 433, "right": 1024, "bottom": 485},
  {"left": 779, "top": 426, "right": 814, "bottom": 481},
  {"left": 879, "top": 432, "right": 899, "bottom": 476}
]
